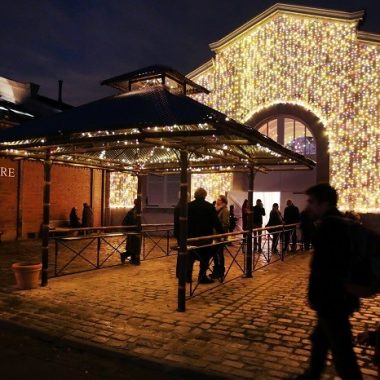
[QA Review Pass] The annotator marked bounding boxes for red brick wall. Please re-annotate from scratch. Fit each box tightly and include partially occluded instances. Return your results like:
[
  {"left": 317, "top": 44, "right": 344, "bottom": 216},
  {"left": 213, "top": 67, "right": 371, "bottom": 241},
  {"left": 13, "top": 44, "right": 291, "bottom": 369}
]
[
  {"left": 0, "top": 159, "right": 104, "bottom": 240},
  {"left": 50, "top": 164, "right": 91, "bottom": 222},
  {"left": 0, "top": 158, "right": 18, "bottom": 240},
  {"left": 92, "top": 169, "right": 103, "bottom": 227},
  {"left": 22, "top": 161, "right": 43, "bottom": 237}
]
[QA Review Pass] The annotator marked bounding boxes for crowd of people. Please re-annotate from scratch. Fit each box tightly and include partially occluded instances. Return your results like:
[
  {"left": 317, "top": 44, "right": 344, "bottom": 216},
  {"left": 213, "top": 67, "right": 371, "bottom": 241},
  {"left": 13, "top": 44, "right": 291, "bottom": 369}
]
[{"left": 174, "top": 184, "right": 380, "bottom": 379}]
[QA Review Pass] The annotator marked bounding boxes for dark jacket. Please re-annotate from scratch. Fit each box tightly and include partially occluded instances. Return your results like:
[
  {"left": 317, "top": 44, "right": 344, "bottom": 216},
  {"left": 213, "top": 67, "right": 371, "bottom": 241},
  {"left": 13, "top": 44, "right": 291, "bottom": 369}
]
[
  {"left": 188, "top": 198, "right": 223, "bottom": 245},
  {"left": 82, "top": 205, "right": 94, "bottom": 227},
  {"left": 300, "top": 209, "right": 315, "bottom": 238},
  {"left": 122, "top": 207, "right": 137, "bottom": 227},
  {"left": 253, "top": 205, "right": 266, "bottom": 226},
  {"left": 284, "top": 204, "right": 300, "bottom": 224},
  {"left": 308, "top": 208, "right": 360, "bottom": 317},
  {"left": 69, "top": 209, "right": 81, "bottom": 228},
  {"left": 266, "top": 209, "right": 283, "bottom": 229}
]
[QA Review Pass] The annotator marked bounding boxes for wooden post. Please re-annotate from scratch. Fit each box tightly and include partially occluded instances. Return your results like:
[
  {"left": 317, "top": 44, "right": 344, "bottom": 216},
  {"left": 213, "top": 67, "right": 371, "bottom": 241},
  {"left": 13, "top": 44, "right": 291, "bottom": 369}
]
[
  {"left": 244, "top": 167, "right": 255, "bottom": 278},
  {"left": 41, "top": 150, "right": 52, "bottom": 286},
  {"left": 136, "top": 174, "right": 143, "bottom": 262},
  {"left": 16, "top": 160, "right": 24, "bottom": 239},
  {"left": 177, "top": 150, "right": 188, "bottom": 312}
]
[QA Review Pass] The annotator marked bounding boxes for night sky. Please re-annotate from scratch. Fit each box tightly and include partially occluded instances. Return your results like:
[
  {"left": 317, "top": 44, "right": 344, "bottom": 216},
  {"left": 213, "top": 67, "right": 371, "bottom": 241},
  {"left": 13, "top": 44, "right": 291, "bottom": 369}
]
[{"left": 2, "top": 0, "right": 380, "bottom": 105}]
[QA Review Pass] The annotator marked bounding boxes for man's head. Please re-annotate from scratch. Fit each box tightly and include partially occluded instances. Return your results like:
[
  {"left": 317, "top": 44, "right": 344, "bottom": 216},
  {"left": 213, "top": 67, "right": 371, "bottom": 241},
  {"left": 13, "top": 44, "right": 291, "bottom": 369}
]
[
  {"left": 286, "top": 199, "right": 293, "bottom": 207},
  {"left": 305, "top": 183, "right": 338, "bottom": 218},
  {"left": 83, "top": 203, "right": 88, "bottom": 207},
  {"left": 256, "top": 199, "right": 263, "bottom": 206},
  {"left": 194, "top": 187, "right": 207, "bottom": 200},
  {"left": 272, "top": 203, "right": 279, "bottom": 210}
]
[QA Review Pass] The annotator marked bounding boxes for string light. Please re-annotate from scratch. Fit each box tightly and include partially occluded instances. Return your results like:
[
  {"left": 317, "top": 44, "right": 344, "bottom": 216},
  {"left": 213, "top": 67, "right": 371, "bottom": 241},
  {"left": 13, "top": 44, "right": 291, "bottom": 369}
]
[
  {"left": 110, "top": 173, "right": 137, "bottom": 208},
  {"left": 191, "top": 13, "right": 380, "bottom": 213},
  {"left": 192, "top": 172, "right": 233, "bottom": 202}
]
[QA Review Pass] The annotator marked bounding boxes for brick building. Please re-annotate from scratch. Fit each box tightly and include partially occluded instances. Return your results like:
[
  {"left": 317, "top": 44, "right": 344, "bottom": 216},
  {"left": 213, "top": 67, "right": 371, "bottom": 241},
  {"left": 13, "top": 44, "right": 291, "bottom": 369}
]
[{"left": 0, "top": 77, "right": 105, "bottom": 240}]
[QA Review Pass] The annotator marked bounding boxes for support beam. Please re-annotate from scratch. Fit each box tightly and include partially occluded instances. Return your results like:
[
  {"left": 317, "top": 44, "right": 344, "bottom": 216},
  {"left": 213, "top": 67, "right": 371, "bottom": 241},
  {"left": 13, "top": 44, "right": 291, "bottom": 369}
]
[
  {"left": 136, "top": 174, "right": 143, "bottom": 263},
  {"left": 244, "top": 166, "right": 255, "bottom": 278},
  {"left": 177, "top": 150, "right": 188, "bottom": 312},
  {"left": 41, "top": 150, "right": 52, "bottom": 286}
]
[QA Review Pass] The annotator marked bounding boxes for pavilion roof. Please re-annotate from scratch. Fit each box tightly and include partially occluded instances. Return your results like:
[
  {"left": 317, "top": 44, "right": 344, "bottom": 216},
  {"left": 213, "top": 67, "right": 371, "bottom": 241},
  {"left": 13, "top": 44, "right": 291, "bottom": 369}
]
[{"left": 0, "top": 86, "right": 315, "bottom": 174}]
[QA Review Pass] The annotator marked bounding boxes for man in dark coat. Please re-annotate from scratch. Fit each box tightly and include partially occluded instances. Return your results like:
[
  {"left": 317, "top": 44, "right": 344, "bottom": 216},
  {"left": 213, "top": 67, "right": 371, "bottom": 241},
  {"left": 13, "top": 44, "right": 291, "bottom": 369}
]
[
  {"left": 82, "top": 203, "right": 94, "bottom": 227},
  {"left": 283, "top": 199, "right": 300, "bottom": 252},
  {"left": 253, "top": 199, "right": 266, "bottom": 252},
  {"left": 187, "top": 187, "right": 223, "bottom": 284},
  {"left": 121, "top": 199, "right": 141, "bottom": 265},
  {"left": 296, "top": 184, "right": 362, "bottom": 380}
]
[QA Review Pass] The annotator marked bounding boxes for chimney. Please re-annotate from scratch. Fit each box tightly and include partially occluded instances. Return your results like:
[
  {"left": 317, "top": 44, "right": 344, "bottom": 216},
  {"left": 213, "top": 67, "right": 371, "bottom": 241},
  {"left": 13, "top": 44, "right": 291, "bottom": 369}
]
[{"left": 58, "top": 80, "right": 63, "bottom": 103}]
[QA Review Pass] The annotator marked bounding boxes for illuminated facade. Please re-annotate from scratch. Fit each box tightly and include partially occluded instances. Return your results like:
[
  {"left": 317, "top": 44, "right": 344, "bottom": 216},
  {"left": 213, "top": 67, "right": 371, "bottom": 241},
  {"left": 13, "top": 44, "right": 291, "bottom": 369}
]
[{"left": 189, "top": 4, "right": 380, "bottom": 213}]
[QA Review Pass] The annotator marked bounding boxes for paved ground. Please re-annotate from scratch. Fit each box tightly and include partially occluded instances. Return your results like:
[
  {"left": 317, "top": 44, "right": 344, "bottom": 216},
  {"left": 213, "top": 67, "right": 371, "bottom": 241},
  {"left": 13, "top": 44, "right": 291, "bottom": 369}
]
[{"left": 0, "top": 239, "right": 379, "bottom": 379}]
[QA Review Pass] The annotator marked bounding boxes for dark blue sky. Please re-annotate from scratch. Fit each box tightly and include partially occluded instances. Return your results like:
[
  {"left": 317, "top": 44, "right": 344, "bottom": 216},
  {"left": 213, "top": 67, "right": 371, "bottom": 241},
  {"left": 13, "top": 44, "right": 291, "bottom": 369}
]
[{"left": 1, "top": 0, "right": 379, "bottom": 105}]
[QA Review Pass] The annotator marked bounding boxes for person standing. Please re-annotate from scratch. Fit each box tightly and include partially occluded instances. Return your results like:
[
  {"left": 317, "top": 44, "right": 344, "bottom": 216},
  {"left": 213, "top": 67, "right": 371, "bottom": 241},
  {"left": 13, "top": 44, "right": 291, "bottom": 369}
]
[
  {"left": 252, "top": 199, "right": 266, "bottom": 252},
  {"left": 121, "top": 199, "right": 141, "bottom": 265},
  {"left": 300, "top": 208, "right": 315, "bottom": 251},
  {"left": 265, "top": 203, "right": 283, "bottom": 253},
  {"left": 296, "top": 184, "right": 362, "bottom": 380},
  {"left": 229, "top": 205, "right": 238, "bottom": 233},
  {"left": 187, "top": 188, "right": 223, "bottom": 284},
  {"left": 283, "top": 199, "right": 300, "bottom": 252},
  {"left": 211, "top": 195, "right": 229, "bottom": 280},
  {"left": 82, "top": 203, "right": 94, "bottom": 227},
  {"left": 69, "top": 207, "right": 81, "bottom": 228}
]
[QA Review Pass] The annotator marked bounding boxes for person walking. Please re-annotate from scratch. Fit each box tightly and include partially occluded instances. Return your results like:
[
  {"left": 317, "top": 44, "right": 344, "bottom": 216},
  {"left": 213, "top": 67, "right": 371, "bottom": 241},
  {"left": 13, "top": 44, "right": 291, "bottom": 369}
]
[
  {"left": 81, "top": 203, "right": 94, "bottom": 228},
  {"left": 265, "top": 203, "right": 283, "bottom": 253},
  {"left": 121, "top": 199, "right": 141, "bottom": 265},
  {"left": 211, "top": 195, "right": 229, "bottom": 280},
  {"left": 229, "top": 205, "right": 238, "bottom": 233},
  {"left": 283, "top": 199, "right": 300, "bottom": 252},
  {"left": 253, "top": 199, "right": 266, "bottom": 252},
  {"left": 296, "top": 184, "right": 363, "bottom": 380},
  {"left": 187, "top": 188, "right": 223, "bottom": 284}
]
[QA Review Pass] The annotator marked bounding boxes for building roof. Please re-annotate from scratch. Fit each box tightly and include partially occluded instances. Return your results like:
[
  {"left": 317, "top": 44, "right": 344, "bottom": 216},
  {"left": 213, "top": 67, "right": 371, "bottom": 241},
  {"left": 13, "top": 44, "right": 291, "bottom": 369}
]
[
  {"left": 101, "top": 64, "right": 210, "bottom": 95},
  {"left": 209, "top": 3, "right": 365, "bottom": 51},
  {"left": 0, "top": 86, "right": 314, "bottom": 174}
]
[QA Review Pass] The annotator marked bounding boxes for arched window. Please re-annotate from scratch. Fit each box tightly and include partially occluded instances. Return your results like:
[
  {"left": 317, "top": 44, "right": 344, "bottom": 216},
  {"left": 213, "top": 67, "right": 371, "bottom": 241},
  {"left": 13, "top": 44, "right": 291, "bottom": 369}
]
[{"left": 258, "top": 116, "right": 316, "bottom": 157}]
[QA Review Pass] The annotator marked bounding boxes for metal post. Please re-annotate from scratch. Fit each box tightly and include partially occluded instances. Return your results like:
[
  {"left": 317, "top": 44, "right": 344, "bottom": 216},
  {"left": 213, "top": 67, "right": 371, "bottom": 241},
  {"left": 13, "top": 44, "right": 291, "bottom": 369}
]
[
  {"left": 177, "top": 150, "right": 188, "bottom": 312},
  {"left": 244, "top": 167, "right": 255, "bottom": 278},
  {"left": 136, "top": 174, "right": 143, "bottom": 262},
  {"left": 41, "top": 150, "right": 52, "bottom": 286}
]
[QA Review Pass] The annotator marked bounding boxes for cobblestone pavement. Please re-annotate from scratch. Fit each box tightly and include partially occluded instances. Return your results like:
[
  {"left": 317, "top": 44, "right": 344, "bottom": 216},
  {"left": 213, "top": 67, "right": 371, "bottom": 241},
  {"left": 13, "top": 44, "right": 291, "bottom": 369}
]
[{"left": 0, "top": 240, "right": 379, "bottom": 379}]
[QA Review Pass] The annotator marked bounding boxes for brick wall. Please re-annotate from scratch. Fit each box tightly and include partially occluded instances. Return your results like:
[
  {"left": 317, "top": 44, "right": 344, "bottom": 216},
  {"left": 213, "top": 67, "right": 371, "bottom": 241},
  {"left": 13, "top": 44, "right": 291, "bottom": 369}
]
[
  {"left": 0, "top": 159, "right": 104, "bottom": 240},
  {"left": 0, "top": 158, "right": 18, "bottom": 240}
]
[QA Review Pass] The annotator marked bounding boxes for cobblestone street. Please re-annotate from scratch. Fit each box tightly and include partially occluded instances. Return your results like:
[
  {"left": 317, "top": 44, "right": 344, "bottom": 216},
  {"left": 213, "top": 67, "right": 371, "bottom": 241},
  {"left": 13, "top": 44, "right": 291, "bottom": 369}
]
[{"left": 0, "top": 240, "right": 379, "bottom": 379}]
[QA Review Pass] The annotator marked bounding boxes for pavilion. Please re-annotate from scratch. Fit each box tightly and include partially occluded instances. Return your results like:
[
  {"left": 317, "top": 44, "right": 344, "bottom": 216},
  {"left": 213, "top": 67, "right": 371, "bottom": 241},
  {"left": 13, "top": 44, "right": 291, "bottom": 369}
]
[{"left": 0, "top": 65, "right": 314, "bottom": 310}]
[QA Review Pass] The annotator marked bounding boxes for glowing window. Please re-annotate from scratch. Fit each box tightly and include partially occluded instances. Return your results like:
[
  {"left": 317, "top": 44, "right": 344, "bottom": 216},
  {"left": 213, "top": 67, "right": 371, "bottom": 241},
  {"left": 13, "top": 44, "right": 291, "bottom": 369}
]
[
  {"left": 257, "top": 116, "right": 316, "bottom": 157},
  {"left": 191, "top": 173, "right": 233, "bottom": 202},
  {"left": 110, "top": 173, "right": 138, "bottom": 208}
]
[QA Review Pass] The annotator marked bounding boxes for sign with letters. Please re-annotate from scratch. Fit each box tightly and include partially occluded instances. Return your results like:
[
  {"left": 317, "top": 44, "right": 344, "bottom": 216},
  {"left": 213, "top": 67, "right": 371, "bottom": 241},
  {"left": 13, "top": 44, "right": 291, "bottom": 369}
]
[{"left": 0, "top": 166, "right": 16, "bottom": 177}]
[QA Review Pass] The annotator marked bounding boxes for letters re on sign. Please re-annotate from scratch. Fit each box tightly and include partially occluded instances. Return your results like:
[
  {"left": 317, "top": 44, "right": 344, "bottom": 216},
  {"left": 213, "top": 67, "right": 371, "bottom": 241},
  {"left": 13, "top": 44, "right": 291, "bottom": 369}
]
[{"left": 0, "top": 166, "right": 16, "bottom": 177}]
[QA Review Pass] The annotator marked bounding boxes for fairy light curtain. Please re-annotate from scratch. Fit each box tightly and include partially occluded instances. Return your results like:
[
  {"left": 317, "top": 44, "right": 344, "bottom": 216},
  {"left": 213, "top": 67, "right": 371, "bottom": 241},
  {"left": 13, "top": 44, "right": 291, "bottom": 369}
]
[
  {"left": 191, "top": 173, "right": 233, "bottom": 202},
  {"left": 110, "top": 172, "right": 137, "bottom": 208},
  {"left": 191, "top": 12, "right": 380, "bottom": 213}
]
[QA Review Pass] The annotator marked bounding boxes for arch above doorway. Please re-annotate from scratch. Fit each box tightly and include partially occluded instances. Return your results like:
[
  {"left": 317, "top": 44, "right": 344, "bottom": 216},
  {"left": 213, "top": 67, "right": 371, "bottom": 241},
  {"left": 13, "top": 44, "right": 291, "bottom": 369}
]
[{"left": 245, "top": 103, "right": 329, "bottom": 183}]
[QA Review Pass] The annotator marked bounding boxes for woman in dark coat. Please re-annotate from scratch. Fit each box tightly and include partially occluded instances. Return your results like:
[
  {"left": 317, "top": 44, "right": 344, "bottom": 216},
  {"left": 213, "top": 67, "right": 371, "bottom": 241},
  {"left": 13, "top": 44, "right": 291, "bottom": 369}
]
[
  {"left": 266, "top": 203, "right": 283, "bottom": 253},
  {"left": 69, "top": 207, "right": 81, "bottom": 228}
]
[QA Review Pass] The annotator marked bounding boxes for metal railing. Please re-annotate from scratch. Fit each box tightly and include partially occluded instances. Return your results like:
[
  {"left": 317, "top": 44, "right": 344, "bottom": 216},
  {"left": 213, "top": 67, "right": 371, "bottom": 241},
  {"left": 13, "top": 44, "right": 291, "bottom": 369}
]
[
  {"left": 52, "top": 224, "right": 174, "bottom": 277},
  {"left": 183, "top": 223, "right": 300, "bottom": 298}
]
